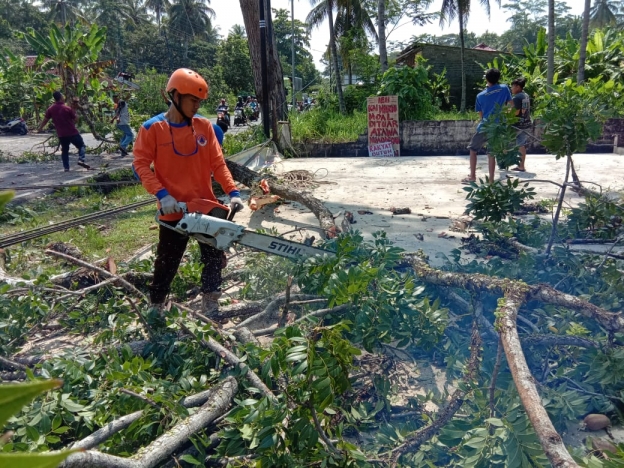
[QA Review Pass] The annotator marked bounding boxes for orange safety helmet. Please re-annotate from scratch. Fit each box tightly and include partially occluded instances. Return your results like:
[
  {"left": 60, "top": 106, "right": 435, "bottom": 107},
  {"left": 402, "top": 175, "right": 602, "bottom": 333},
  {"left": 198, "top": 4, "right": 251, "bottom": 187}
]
[{"left": 166, "top": 68, "right": 208, "bottom": 100}]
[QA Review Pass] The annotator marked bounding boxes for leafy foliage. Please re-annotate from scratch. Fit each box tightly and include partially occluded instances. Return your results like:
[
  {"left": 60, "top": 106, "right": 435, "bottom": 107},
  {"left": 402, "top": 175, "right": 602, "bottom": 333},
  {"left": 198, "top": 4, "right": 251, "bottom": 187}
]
[
  {"left": 464, "top": 178, "right": 536, "bottom": 222},
  {"left": 480, "top": 105, "right": 521, "bottom": 170},
  {"left": 377, "top": 61, "right": 436, "bottom": 121},
  {"left": 539, "top": 80, "right": 611, "bottom": 159}
]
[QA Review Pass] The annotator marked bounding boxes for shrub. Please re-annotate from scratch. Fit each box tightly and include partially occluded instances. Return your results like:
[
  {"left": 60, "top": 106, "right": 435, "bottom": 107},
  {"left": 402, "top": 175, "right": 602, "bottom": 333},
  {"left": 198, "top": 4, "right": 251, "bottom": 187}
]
[{"left": 377, "top": 60, "right": 436, "bottom": 121}]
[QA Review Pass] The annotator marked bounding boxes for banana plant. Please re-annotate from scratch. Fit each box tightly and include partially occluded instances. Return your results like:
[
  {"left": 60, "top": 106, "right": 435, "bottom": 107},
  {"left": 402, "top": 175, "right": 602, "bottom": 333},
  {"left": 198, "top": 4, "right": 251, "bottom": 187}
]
[{"left": 20, "top": 23, "right": 115, "bottom": 141}]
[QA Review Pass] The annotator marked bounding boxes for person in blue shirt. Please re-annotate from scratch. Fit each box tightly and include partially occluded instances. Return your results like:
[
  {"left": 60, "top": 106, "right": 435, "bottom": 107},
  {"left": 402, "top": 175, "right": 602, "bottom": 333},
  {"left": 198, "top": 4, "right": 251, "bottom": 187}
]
[{"left": 463, "top": 68, "right": 512, "bottom": 184}]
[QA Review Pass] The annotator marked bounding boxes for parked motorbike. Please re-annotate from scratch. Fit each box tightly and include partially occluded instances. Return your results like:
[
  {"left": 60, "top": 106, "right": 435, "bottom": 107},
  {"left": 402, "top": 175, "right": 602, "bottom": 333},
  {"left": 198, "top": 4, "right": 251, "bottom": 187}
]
[
  {"left": 0, "top": 116, "right": 28, "bottom": 135},
  {"left": 233, "top": 108, "right": 247, "bottom": 126}
]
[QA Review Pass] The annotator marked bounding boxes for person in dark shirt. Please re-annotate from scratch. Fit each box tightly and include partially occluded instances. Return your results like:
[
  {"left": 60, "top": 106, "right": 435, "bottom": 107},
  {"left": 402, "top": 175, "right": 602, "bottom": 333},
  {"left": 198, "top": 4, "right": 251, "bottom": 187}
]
[
  {"left": 510, "top": 77, "right": 531, "bottom": 172},
  {"left": 37, "top": 91, "right": 88, "bottom": 171}
]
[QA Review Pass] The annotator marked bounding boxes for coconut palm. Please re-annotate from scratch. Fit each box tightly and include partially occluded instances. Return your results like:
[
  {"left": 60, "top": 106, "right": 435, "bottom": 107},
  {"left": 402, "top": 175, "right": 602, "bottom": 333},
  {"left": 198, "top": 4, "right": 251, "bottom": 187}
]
[
  {"left": 145, "top": 0, "right": 171, "bottom": 27},
  {"left": 439, "top": 0, "right": 501, "bottom": 112},
  {"left": 590, "top": 0, "right": 621, "bottom": 28},
  {"left": 126, "top": 0, "right": 152, "bottom": 27},
  {"left": 45, "top": 0, "right": 85, "bottom": 26},
  {"left": 307, "top": 0, "right": 345, "bottom": 114},
  {"left": 546, "top": 0, "right": 554, "bottom": 87},
  {"left": 307, "top": 0, "right": 374, "bottom": 114},
  {"left": 168, "top": 0, "right": 215, "bottom": 38},
  {"left": 578, "top": 0, "right": 591, "bottom": 83}
]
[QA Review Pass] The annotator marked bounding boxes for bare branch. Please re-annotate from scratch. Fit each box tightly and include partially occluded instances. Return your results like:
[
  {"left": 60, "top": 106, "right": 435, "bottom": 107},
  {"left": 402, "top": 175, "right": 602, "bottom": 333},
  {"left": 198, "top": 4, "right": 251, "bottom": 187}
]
[
  {"left": 178, "top": 322, "right": 277, "bottom": 403},
  {"left": 389, "top": 321, "right": 482, "bottom": 464},
  {"left": 496, "top": 290, "right": 579, "bottom": 468},
  {"left": 45, "top": 249, "right": 146, "bottom": 300},
  {"left": 489, "top": 338, "right": 504, "bottom": 417}
]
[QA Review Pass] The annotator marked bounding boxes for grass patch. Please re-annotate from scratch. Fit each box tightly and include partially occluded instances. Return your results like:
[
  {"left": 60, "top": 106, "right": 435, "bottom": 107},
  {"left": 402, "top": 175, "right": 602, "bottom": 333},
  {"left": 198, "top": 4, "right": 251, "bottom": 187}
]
[
  {"left": 433, "top": 110, "right": 480, "bottom": 121},
  {"left": 0, "top": 181, "right": 158, "bottom": 270},
  {"left": 222, "top": 126, "right": 266, "bottom": 156},
  {"left": 290, "top": 109, "right": 367, "bottom": 144}
]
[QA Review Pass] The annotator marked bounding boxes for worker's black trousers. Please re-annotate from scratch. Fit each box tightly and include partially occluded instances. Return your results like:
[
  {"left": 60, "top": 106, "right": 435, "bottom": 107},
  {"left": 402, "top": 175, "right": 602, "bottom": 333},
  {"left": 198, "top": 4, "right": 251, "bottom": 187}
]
[{"left": 150, "top": 221, "right": 224, "bottom": 304}]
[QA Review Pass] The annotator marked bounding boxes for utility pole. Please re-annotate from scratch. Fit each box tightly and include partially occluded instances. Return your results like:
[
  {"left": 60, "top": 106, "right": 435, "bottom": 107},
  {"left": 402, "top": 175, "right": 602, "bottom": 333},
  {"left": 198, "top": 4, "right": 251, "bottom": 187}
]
[
  {"left": 291, "top": 0, "right": 296, "bottom": 108},
  {"left": 259, "top": 0, "right": 270, "bottom": 138}
]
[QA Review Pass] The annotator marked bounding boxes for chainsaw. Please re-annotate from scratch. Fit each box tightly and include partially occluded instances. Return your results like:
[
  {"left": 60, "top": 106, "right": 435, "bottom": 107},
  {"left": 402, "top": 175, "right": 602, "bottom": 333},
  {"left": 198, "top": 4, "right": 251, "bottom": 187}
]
[{"left": 156, "top": 198, "right": 333, "bottom": 260}]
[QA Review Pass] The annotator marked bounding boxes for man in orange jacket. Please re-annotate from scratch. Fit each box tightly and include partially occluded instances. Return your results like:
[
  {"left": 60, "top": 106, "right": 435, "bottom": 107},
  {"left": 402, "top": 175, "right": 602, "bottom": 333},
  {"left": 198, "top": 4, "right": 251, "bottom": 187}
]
[{"left": 132, "top": 68, "right": 243, "bottom": 318}]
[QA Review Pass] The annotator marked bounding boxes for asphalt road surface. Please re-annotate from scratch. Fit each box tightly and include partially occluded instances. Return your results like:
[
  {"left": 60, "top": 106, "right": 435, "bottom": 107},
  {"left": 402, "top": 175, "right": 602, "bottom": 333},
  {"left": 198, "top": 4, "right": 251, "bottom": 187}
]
[{"left": 0, "top": 118, "right": 257, "bottom": 158}]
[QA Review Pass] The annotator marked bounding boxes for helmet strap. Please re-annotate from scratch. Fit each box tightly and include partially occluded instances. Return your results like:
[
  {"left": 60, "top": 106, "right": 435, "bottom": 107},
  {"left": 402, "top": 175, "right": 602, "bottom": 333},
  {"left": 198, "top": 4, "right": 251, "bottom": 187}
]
[{"left": 168, "top": 91, "right": 193, "bottom": 126}]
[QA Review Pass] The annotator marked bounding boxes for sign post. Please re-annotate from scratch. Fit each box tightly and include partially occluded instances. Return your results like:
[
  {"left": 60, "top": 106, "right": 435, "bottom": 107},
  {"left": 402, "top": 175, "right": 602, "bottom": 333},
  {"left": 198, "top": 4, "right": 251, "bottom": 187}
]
[{"left": 367, "top": 95, "right": 400, "bottom": 157}]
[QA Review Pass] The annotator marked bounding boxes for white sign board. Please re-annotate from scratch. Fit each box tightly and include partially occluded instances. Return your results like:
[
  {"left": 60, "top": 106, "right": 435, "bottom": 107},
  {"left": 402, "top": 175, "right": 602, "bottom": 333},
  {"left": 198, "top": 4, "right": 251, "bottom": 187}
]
[{"left": 368, "top": 141, "right": 395, "bottom": 158}]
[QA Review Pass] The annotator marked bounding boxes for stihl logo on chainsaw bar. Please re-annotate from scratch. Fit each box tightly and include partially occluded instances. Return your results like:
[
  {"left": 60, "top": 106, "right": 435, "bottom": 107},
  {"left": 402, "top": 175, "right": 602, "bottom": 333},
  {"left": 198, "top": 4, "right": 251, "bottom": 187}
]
[{"left": 268, "top": 241, "right": 301, "bottom": 256}]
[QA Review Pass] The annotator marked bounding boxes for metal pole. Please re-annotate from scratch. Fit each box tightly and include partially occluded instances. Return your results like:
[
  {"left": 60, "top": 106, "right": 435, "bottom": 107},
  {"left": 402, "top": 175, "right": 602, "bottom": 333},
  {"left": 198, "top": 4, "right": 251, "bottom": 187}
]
[
  {"left": 259, "top": 0, "right": 270, "bottom": 138},
  {"left": 291, "top": 0, "right": 296, "bottom": 108}
]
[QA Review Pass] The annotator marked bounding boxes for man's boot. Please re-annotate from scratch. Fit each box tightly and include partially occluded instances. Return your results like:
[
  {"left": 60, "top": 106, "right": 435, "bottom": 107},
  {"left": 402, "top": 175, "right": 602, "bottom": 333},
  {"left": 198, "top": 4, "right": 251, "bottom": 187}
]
[{"left": 201, "top": 291, "right": 222, "bottom": 317}]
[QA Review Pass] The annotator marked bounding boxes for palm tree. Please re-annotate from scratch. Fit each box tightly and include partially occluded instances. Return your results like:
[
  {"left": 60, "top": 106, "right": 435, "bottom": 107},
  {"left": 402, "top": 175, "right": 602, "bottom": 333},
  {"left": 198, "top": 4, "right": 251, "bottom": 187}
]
[
  {"left": 307, "top": 0, "right": 346, "bottom": 114},
  {"left": 440, "top": 0, "right": 501, "bottom": 112},
  {"left": 229, "top": 24, "right": 246, "bottom": 38},
  {"left": 590, "top": 0, "right": 620, "bottom": 28},
  {"left": 578, "top": 0, "right": 591, "bottom": 83},
  {"left": 46, "top": 0, "right": 85, "bottom": 26},
  {"left": 168, "top": 0, "right": 215, "bottom": 38},
  {"left": 333, "top": 1, "right": 377, "bottom": 83},
  {"left": 145, "top": 0, "right": 171, "bottom": 27},
  {"left": 126, "top": 0, "right": 152, "bottom": 28}
]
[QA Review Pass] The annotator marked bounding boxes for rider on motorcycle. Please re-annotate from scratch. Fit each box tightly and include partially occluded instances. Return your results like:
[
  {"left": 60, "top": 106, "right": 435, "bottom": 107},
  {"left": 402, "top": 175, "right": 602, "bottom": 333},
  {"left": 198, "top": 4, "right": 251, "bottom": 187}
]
[
  {"left": 216, "top": 98, "right": 230, "bottom": 127},
  {"left": 247, "top": 97, "right": 259, "bottom": 121},
  {"left": 234, "top": 97, "right": 246, "bottom": 123}
]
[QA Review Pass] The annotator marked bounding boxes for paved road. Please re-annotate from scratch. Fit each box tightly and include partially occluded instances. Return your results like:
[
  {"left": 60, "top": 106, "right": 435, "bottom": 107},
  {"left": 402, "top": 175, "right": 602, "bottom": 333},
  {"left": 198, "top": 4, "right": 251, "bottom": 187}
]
[{"left": 0, "top": 118, "right": 257, "bottom": 158}]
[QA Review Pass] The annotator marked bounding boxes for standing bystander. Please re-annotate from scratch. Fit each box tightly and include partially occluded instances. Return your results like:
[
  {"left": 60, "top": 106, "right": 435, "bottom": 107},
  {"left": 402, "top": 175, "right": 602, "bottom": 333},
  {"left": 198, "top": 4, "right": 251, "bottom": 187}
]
[
  {"left": 132, "top": 68, "right": 243, "bottom": 320},
  {"left": 510, "top": 77, "right": 531, "bottom": 172},
  {"left": 462, "top": 68, "right": 513, "bottom": 184},
  {"left": 37, "top": 91, "right": 88, "bottom": 172},
  {"left": 111, "top": 95, "right": 134, "bottom": 157}
]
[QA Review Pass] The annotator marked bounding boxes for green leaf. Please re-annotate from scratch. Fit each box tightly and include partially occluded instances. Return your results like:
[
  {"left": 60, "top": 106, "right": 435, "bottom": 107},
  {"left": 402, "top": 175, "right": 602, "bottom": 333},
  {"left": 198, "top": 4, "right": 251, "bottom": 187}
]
[
  {"left": 0, "top": 380, "right": 62, "bottom": 428},
  {"left": 0, "top": 191, "right": 14, "bottom": 212},
  {"left": 179, "top": 454, "right": 201, "bottom": 465},
  {"left": 0, "top": 449, "right": 78, "bottom": 468}
]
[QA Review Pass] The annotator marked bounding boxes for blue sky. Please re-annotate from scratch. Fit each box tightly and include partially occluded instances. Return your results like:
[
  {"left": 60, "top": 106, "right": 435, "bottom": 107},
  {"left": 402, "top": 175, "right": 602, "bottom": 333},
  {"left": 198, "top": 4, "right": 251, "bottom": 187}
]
[{"left": 211, "top": 0, "right": 584, "bottom": 69}]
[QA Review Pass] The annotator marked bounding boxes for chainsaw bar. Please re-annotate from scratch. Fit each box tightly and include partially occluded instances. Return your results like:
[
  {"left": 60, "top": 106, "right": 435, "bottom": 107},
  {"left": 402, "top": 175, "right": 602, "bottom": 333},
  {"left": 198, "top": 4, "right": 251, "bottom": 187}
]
[{"left": 236, "top": 231, "right": 332, "bottom": 260}]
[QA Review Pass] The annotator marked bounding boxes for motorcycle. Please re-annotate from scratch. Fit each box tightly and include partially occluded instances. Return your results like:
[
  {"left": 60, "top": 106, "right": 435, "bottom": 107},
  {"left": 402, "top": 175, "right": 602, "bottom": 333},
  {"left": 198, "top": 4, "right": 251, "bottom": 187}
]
[
  {"left": 216, "top": 106, "right": 230, "bottom": 128},
  {"left": 0, "top": 116, "right": 28, "bottom": 135},
  {"left": 233, "top": 108, "right": 247, "bottom": 126},
  {"left": 247, "top": 105, "right": 259, "bottom": 122}
]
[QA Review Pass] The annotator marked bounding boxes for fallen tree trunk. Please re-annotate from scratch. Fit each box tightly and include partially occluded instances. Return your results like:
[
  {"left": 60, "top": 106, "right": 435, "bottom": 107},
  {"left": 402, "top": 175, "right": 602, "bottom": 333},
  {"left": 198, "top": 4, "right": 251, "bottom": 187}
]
[
  {"left": 407, "top": 254, "right": 624, "bottom": 332},
  {"left": 61, "top": 377, "right": 237, "bottom": 468},
  {"left": 496, "top": 291, "right": 579, "bottom": 468},
  {"left": 406, "top": 253, "right": 584, "bottom": 467},
  {"left": 226, "top": 161, "right": 338, "bottom": 238}
]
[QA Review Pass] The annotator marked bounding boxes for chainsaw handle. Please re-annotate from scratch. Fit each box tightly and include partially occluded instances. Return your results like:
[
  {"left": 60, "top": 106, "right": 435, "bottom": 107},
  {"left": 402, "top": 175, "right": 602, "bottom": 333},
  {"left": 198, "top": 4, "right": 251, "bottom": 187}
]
[{"left": 227, "top": 202, "right": 243, "bottom": 221}]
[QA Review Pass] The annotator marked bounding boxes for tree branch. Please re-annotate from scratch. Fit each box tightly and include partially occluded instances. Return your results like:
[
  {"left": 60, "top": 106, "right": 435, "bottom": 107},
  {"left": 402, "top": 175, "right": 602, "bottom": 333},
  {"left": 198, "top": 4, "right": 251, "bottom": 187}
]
[
  {"left": 62, "top": 377, "right": 237, "bottom": 468},
  {"left": 389, "top": 321, "right": 482, "bottom": 464},
  {"left": 178, "top": 322, "right": 277, "bottom": 403},
  {"left": 496, "top": 290, "right": 579, "bottom": 468}
]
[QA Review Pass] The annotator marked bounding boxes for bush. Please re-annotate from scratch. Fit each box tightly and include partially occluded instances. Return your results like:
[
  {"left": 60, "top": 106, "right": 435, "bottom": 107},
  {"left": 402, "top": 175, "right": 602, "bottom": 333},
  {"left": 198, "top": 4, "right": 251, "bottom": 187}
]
[
  {"left": 342, "top": 83, "right": 376, "bottom": 114},
  {"left": 377, "top": 60, "right": 436, "bottom": 121},
  {"left": 464, "top": 178, "right": 536, "bottom": 222}
]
